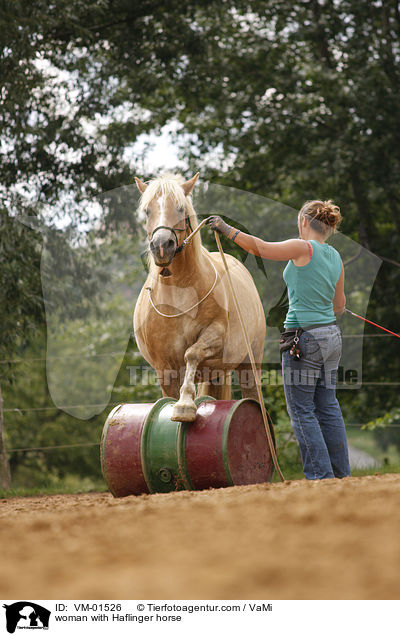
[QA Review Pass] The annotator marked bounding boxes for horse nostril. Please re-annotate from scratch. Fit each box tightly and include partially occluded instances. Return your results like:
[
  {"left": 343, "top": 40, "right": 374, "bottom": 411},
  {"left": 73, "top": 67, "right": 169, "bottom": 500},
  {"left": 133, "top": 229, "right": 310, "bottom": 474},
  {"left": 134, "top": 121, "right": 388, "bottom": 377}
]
[
  {"left": 167, "top": 239, "right": 175, "bottom": 249},
  {"left": 149, "top": 240, "right": 155, "bottom": 252}
]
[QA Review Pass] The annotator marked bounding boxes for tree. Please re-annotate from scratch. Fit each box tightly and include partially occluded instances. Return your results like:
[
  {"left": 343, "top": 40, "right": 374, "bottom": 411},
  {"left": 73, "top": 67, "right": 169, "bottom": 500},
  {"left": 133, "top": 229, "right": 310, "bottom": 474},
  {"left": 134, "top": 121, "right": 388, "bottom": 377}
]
[{"left": 0, "top": 211, "right": 43, "bottom": 487}]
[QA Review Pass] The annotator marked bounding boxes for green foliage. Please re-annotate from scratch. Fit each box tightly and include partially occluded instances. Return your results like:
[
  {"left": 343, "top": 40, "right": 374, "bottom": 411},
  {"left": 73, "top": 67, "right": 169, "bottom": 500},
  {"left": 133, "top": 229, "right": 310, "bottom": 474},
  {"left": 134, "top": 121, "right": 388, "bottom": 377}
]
[
  {"left": 0, "top": 211, "right": 44, "bottom": 374},
  {"left": 3, "top": 328, "right": 101, "bottom": 487},
  {"left": 364, "top": 410, "right": 400, "bottom": 432},
  {"left": 363, "top": 408, "right": 400, "bottom": 456},
  {"left": 271, "top": 417, "right": 303, "bottom": 480}
]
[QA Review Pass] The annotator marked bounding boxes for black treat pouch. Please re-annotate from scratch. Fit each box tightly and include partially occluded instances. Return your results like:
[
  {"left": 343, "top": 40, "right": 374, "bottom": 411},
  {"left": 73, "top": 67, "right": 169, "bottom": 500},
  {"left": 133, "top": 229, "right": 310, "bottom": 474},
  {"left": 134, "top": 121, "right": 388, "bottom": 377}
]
[{"left": 279, "top": 328, "right": 304, "bottom": 359}]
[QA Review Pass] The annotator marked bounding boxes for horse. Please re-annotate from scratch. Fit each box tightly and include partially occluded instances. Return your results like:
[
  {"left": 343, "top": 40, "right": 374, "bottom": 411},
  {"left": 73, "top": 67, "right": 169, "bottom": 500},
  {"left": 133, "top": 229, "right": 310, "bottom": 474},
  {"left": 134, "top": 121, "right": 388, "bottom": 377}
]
[{"left": 133, "top": 172, "right": 266, "bottom": 422}]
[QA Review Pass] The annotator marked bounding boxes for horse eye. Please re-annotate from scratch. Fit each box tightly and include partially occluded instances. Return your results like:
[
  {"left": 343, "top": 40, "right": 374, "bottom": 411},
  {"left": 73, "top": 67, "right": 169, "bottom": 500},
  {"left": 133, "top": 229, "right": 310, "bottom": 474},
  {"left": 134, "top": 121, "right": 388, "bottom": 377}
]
[{"left": 177, "top": 206, "right": 185, "bottom": 214}]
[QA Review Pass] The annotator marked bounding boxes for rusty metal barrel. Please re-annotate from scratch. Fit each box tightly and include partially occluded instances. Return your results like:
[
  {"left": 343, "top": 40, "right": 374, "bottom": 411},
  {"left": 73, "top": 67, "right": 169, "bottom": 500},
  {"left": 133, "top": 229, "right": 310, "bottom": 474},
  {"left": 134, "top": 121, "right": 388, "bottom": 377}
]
[{"left": 100, "top": 396, "right": 274, "bottom": 497}]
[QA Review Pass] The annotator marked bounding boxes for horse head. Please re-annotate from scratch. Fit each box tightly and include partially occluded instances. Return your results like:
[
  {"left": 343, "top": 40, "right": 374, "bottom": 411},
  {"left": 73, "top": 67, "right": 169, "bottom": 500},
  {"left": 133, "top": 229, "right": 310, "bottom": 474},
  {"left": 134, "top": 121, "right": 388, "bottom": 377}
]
[{"left": 135, "top": 172, "right": 199, "bottom": 267}]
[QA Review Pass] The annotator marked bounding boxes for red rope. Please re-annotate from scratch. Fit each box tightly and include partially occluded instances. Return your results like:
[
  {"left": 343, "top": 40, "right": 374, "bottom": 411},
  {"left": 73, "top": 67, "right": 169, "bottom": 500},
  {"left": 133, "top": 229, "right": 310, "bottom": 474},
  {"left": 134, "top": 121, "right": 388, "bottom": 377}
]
[{"left": 346, "top": 309, "right": 400, "bottom": 339}]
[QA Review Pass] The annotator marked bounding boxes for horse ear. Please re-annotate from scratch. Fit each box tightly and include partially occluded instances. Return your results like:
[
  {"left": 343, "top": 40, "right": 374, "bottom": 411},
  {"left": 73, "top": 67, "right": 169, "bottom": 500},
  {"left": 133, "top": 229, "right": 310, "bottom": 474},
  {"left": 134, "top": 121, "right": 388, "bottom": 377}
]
[
  {"left": 135, "top": 177, "right": 148, "bottom": 193},
  {"left": 181, "top": 172, "right": 199, "bottom": 196}
]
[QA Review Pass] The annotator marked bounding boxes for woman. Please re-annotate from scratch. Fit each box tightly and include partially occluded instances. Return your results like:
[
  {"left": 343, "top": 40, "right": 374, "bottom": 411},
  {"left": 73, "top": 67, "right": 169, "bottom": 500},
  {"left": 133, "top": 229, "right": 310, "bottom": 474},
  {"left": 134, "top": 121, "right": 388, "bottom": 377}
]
[{"left": 206, "top": 201, "right": 351, "bottom": 480}]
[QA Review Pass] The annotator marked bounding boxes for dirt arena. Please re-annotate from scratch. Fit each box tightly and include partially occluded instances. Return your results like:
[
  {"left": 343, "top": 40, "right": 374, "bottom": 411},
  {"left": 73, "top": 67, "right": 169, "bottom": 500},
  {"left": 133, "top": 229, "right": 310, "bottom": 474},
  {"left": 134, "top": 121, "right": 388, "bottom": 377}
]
[{"left": 1, "top": 473, "right": 400, "bottom": 600}]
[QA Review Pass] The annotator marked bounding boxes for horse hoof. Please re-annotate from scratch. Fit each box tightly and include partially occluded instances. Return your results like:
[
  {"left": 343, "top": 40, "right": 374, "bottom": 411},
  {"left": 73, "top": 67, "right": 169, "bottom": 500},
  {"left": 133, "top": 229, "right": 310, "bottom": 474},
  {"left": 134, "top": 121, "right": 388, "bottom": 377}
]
[{"left": 171, "top": 403, "right": 197, "bottom": 422}]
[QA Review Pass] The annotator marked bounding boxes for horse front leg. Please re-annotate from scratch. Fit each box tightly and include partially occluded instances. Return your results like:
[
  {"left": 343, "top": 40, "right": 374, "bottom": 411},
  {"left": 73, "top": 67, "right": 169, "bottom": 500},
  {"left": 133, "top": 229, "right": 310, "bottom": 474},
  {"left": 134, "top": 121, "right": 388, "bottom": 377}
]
[{"left": 171, "top": 323, "right": 225, "bottom": 422}]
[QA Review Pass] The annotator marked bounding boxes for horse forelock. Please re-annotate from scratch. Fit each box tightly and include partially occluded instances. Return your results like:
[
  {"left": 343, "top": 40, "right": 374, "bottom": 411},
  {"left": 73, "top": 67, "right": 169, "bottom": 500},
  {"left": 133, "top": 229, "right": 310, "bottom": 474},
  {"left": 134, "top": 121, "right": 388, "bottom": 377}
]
[
  {"left": 138, "top": 173, "right": 188, "bottom": 213},
  {"left": 138, "top": 173, "right": 199, "bottom": 232}
]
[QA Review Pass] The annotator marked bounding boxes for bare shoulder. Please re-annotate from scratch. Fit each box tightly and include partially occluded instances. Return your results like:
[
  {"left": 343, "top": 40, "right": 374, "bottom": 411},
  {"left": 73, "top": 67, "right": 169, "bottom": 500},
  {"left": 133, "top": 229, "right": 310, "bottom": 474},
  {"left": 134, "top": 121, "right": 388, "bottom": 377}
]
[
  {"left": 287, "top": 238, "right": 310, "bottom": 250},
  {"left": 291, "top": 239, "right": 312, "bottom": 266}
]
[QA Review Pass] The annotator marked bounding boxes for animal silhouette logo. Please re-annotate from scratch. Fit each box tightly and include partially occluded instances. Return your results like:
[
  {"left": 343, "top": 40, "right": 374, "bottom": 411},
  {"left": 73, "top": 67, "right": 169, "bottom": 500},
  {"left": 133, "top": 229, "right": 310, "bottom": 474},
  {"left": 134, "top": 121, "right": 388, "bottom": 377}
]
[{"left": 3, "top": 602, "right": 50, "bottom": 633}]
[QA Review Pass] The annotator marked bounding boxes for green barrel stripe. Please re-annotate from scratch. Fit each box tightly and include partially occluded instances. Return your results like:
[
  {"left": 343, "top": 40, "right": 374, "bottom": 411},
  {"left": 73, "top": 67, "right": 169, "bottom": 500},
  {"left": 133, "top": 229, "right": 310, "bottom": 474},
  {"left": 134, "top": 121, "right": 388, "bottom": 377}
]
[
  {"left": 194, "top": 395, "right": 216, "bottom": 406},
  {"left": 148, "top": 400, "right": 186, "bottom": 493},
  {"left": 140, "top": 398, "right": 175, "bottom": 493},
  {"left": 144, "top": 398, "right": 205, "bottom": 494}
]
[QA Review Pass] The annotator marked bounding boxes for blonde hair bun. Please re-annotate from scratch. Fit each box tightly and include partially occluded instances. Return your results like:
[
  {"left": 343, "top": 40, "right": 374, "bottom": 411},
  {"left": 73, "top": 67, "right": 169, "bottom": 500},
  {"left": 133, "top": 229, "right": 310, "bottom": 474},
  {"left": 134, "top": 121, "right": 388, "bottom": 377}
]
[{"left": 300, "top": 199, "right": 342, "bottom": 233}]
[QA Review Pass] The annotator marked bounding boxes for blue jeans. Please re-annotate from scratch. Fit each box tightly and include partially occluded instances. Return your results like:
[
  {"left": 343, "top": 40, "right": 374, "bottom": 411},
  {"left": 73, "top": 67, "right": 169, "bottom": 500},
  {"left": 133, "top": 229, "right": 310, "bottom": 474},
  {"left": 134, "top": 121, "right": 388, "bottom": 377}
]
[{"left": 282, "top": 324, "right": 351, "bottom": 480}]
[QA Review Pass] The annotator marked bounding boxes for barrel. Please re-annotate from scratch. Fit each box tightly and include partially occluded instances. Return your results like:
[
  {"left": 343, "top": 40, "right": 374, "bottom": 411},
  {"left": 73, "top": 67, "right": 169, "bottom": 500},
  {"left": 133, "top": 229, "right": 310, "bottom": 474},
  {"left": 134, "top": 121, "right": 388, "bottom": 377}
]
[{"left": 100, "top": 396, "right": 274, "bottom": 497}]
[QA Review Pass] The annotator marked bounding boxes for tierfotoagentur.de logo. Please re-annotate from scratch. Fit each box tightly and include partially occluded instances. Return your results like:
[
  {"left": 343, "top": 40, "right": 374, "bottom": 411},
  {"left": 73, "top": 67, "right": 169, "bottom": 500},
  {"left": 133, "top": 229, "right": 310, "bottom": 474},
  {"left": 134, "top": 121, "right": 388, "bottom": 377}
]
[{"left": 2, "top": 603, "right": 51, "bottom": 633}]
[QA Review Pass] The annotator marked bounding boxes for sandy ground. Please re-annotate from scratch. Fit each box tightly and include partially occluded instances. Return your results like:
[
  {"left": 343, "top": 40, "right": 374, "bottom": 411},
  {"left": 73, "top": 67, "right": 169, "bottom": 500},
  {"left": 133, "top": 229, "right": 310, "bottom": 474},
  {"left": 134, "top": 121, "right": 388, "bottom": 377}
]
[{"left": 1, "top": 473, "right": 400, "bottom": 600}]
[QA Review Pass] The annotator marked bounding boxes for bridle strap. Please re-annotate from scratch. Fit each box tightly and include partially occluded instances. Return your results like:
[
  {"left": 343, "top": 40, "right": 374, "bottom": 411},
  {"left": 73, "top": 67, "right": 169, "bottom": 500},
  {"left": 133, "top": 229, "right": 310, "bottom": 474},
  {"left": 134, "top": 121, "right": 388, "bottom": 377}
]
[
  {"left": 175, "top": 216, "right": 193, "bottom": 254},
  {"left": 150, "top": 216, "right": 193, "bottom": 257},
  {"left": 150, "top": 225, "right": 181, "bottom": 245}
]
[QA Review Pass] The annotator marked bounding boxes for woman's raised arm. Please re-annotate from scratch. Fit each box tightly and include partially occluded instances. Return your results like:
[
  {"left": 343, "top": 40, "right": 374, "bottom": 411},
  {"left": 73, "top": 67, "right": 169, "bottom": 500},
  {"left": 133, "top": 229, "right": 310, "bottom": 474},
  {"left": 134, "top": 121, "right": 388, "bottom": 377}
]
[
  {"left": 205, "top": 216, "right": 309, "bottom": 261},
  {"left": 230, "top": 231, "right": 309, "bottom": 261}
]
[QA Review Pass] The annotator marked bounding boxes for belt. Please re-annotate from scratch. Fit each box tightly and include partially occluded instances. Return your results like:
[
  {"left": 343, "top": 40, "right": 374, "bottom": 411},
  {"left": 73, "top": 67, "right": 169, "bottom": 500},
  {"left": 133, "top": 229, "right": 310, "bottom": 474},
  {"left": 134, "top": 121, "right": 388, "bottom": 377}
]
[{"left": 302, "top": 321, "right": 336, "bottom": 331}]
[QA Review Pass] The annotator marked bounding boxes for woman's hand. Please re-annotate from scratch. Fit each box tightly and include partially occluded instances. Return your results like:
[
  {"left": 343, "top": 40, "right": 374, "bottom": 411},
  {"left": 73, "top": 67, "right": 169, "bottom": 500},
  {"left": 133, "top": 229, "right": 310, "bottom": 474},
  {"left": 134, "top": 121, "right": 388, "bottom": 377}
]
[{"left": 206, "top": 215, "right": 234, "bottom": 237}]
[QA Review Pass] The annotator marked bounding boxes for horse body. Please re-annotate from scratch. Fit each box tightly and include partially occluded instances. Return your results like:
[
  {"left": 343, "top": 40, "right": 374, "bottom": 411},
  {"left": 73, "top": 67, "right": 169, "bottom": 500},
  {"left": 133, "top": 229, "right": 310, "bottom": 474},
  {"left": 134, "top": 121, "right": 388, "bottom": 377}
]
[{"left": 133, "top": 173, "right": 266, "bottom": 421}]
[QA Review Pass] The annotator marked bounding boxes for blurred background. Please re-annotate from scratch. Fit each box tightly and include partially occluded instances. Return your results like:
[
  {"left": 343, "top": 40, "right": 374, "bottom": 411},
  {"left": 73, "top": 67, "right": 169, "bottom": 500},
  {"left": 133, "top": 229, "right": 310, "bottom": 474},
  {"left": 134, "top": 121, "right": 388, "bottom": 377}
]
[{"left": 1, "top": 0, "right": 399, "bottom": 493}]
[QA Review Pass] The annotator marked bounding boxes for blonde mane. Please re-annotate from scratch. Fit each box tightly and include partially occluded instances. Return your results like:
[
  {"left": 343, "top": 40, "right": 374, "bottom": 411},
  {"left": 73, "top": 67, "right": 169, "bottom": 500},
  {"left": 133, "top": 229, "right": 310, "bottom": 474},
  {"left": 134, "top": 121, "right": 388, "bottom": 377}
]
[{"left": 138, "top": 173, "right": 204, "bottom": 263}]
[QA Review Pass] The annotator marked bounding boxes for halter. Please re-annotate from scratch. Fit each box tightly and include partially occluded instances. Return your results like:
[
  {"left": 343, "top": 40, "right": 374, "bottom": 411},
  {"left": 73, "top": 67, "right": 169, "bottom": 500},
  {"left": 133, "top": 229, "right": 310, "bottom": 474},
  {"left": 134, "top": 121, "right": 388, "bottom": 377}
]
[{"left": 150, "top": 215, "right": 193, "bottom": 257}]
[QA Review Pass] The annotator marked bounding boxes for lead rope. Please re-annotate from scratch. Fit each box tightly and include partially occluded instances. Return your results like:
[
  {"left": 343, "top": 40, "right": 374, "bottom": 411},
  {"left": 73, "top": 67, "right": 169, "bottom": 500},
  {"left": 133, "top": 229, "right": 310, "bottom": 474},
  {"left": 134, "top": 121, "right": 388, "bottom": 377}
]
[
  {"left": 213, "top": 231, "right": 285, "bottom": 482},
  {"left": 147, "top": 258, "right": 218, "bottom": 318}
]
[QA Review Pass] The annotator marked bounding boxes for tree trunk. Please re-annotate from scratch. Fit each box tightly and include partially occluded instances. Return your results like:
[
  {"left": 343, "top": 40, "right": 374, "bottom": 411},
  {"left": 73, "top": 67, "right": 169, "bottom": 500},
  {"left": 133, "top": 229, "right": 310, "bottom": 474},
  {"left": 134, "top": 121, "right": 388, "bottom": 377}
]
[
  {"left": 386, "top": 190, "right": 400, "bottom": 235},
  {"left": 351, "top": 169, "right": 374, "bottom": 250},
  {"left": 0, "top": 383, "right": 11, "bottom": 490},
  {"left": 311, "top": 0, "right": 335, "bottom": 70}
]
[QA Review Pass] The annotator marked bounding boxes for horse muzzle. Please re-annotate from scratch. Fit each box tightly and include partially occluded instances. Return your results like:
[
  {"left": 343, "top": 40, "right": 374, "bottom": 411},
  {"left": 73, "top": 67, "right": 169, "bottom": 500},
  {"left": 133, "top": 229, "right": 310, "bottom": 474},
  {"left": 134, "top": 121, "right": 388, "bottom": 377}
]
[{"left": 149, "top": 229, "right": 177, "bottom": 267}]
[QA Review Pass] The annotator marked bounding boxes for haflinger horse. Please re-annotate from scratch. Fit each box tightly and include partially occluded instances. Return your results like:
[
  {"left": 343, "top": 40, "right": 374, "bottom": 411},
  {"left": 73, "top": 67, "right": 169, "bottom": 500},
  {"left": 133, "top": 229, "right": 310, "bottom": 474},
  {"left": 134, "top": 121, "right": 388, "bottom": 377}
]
[{"left": 133, "top": 172, "right": 266, "bottom": 422}]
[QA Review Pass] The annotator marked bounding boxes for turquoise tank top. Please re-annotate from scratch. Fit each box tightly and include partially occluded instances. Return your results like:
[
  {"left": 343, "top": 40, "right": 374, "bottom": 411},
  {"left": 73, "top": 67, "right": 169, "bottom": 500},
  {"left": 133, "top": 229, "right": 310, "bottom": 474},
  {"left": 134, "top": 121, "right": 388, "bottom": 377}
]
[{"left": 283, "top": 240, "right": 342, "bottom": 328}]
